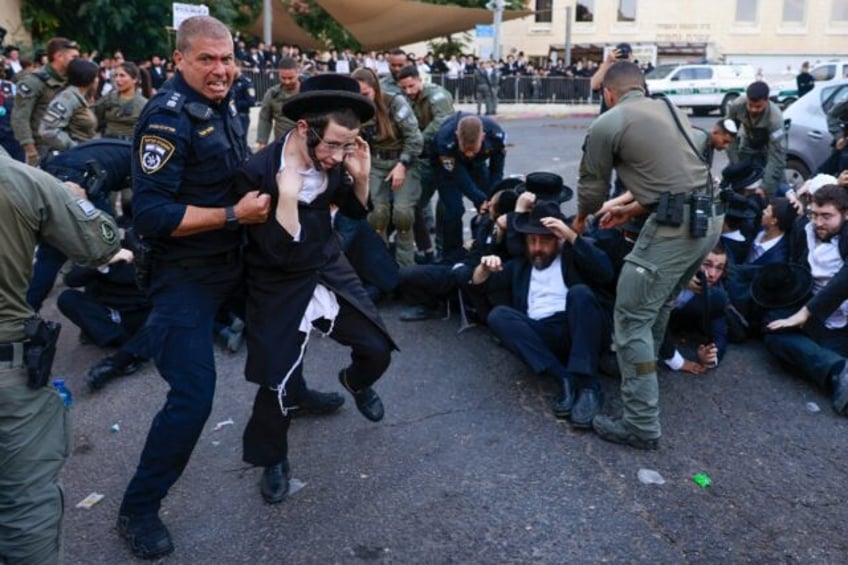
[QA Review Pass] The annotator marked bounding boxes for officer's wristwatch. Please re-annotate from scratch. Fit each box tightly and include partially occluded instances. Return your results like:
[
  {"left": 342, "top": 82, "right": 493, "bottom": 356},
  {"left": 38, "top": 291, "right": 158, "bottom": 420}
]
[
  {"left": 225, "top": 205, "right": 239, "bottom": 231},
  {"left": 398, "top": 155, "right": 412, "bottom": 168}
]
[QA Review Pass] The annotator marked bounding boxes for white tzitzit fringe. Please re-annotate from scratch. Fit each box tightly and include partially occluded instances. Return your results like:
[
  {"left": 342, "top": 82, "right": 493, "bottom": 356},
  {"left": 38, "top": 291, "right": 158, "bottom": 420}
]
[{"left": 272, "top": 284, "right": 340, "bottom": 416}]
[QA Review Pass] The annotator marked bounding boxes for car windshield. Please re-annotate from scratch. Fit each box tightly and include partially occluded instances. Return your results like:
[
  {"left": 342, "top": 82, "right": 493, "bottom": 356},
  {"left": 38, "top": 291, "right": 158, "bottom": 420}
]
[
  {"left": 645, "top": 64, "right": 678, "bottom": 80},
  {"left": 822, "top": 84, "right": 848, "bottom": 114}
]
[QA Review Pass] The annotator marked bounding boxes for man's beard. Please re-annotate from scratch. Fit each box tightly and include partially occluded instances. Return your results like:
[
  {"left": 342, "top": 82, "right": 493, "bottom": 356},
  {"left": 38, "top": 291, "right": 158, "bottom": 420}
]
[{"left": 529, "top": 250, "right": 557, "bottom": 270}]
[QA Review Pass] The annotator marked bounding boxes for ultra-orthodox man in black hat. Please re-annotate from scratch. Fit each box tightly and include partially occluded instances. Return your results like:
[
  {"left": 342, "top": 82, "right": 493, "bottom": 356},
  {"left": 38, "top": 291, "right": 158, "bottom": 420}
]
[{"left": 234, "top": 73, "right": 398, "bottom": 504}]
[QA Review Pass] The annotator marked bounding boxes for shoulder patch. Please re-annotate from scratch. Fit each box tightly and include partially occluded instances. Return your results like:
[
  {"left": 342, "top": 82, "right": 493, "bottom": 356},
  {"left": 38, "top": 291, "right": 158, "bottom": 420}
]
[
  {"left": 100, "top": 220, "right": 117, "bottom": 244},
  {"left": 396, "top": 103, "right": 411, "bottom": 121},
  {"left": 18, "top": 82, "right": 32, "bottom": 96},
  {"left": 76, "top": 198, "right": 98, "bottom": 218},
  {"left": 139, "top": 135, "right": 176, "bottom": 175},
  {"left": 439, "top": 156, "right": 455, "bottom": 172},
  {"left": 431, "top": 91, "right": 446, "bottom": 102},
  {"left": 52, "top": 101, "right": 68, "bottom": 114}
]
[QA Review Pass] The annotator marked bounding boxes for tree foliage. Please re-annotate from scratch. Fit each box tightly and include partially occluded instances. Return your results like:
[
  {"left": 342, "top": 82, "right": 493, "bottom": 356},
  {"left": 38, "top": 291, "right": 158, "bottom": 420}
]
[{"left": 20, "top": 0, "right": 262, "bottom": 61}]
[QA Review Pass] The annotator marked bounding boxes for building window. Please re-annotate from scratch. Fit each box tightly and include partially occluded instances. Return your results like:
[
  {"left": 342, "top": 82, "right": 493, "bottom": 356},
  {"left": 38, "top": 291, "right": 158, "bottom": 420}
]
[
  {"left": 735, "top": 0, "right": 758, "bottom": 23},
  {"left": 535, "top": 0, "right": 552, "bottom": 23},
  {"left": 617, "top": 0, "right": 636, "bottom": 22},
  {"left": 576, "top": 1, "right": 594, "bottom": 22},
  {"left": 782, "top": 0, "right": 805, "bottom": 22},
  {"left": 832, "top": 0, "right": 848, "bottom": 20}
]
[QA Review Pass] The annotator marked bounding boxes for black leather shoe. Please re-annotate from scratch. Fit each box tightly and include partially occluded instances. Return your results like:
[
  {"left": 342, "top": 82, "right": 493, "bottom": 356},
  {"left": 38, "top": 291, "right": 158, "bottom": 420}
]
[
  {"left": 87, "top": 356, "right": 144, "bottom": 391},
  {"left": 831, "top": 362, "right": 848, "bottom": 415},
  {"left": 570, "top": 388, "right": 603, "bottom": 429},
  {"left": 552, "top": 376, "right": 575, "bottom": 419},
  {"left": 260, "top": 461, "right": 291, "bottom": 504},
  {"left": 592, "top": 415, "right": 659, "bottom": 451},
  {"left": 400, "top": 304, "right": 440, "bottom": 322},
  {"left": 117, "top": 513, "right": 174, "bottom": 560},
  {"left": 338, "top": 370, "right": 384, "bottom": 422},
  {"left": 292, "top": 388, "right": 345, "bottom": 416}
]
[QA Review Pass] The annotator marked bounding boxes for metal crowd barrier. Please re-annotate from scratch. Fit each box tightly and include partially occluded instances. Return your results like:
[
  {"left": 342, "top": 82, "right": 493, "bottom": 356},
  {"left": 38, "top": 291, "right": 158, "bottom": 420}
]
[{"left": 243, "top": 68, "right": 597, "bottom": 105}]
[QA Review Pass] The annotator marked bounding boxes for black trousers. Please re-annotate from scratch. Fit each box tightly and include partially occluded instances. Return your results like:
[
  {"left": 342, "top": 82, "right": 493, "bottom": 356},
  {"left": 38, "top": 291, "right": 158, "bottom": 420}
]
[
  {"left": 56, "top": 289, "right": 150, "bottom": 353},
  {"left": 242, "top": 297, "right": 392, "bottom": 467}
]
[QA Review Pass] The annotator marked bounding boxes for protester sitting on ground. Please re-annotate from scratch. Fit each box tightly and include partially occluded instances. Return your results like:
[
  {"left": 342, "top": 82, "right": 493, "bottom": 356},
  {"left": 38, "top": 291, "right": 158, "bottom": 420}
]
[
  {"left": 660, "top": 242, "right": 730, "bottom": 375},
  {"left": 760, "top": 185, "right": 848, "bottom": 417},
  {"left": 724, "top": 197, "right": 797, "bottom": 341},
  {"left": 471, "top": 201, "right": 614, "bottom": 428},
  {"left": 57, "top": 231, "right": 150, "bottom": 391}
]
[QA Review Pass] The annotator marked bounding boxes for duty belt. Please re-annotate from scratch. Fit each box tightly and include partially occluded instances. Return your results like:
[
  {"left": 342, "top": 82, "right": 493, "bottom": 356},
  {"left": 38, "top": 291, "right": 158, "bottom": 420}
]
[
  {"left": 0, "top": 342, "right": 26, "bottom": 368},
  {"left": 372, "top": 148, "right": 402, "bottom": 160}
]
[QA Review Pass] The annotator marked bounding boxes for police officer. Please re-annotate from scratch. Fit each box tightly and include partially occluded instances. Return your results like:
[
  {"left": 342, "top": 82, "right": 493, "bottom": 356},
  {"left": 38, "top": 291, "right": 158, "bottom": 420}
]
[
  {"left": 94, "top": 61, "right": 148, "bottom": 139},
  {"left": 0, "top": 152, "right": 122, "bottom": 565},
  {"left": 352, "top": 67, "right": 423, "bottom": 266},
  {"left": 255, "top": 56, "right": 300, "bottom": 150},
  {"left": 11, "top": 37, "right": 79, "bottom": 165},
  {"left": 380, "top": 48, "right": 408, "bottom": 95},
  {"left": 574, "top": 62, "right": 723, "bottom": 450},
  {"left": 231, "top": 61, "right": 255, "bottom": 142},
  {"left": 431, "top": 111, "right": 506, "bottom": 261},
  {"left": 725, "top": 80, "right": 787, "bottom": 197},
  {"left": 27, "top": 138, "right": 132, "bottom": 312},
  {"left": 38, "top": 57, "right": 100, "bottom": 152},
  {"left": 0, "top": 57, "right": 24, "bottom": 161},
  {"left": 116, "top": 16, "right": 270, "bottom": 560},
  {"left": 396, "top": 64, "right": 455, "bottom": 263}
]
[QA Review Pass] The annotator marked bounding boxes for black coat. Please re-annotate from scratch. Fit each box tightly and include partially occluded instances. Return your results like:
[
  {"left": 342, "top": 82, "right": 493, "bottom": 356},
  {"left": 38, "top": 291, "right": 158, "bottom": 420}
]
[{"left": 234, "top": 139, "right": 397, "bottom": 387}]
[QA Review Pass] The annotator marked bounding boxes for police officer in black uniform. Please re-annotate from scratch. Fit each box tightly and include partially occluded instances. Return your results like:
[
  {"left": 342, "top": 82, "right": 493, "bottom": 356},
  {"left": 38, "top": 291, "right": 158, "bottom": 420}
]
[
  {"left": 26, "top": 139, "right": 132, "bottom": 312},
  {"left": 115, "top": 16, "right": 270, "bottom": 560},
  {"left": 231, "top": 62, "right": 255, "bottom": 144},
  {"left": 431, "top": 112, "right": 506, "bottom": 261}
]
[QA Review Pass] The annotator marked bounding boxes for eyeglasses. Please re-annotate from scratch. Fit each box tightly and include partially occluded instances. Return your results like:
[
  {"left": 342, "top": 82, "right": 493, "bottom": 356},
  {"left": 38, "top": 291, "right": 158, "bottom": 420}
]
[{"left": 310, "top": 128, "right": 357, "bottom": 155}]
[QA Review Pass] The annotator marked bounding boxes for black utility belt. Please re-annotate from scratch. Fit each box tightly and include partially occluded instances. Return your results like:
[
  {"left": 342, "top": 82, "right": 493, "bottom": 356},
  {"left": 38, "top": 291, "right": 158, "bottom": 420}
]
[
  {"left": 158, "top": 249, "right": 239, "bottom": 269},
  {"left": 0, "top": 342, "right": 26, "bottom": 363},
  {"left": 372, "top": 149, "right": 402, "bottom": 160},
  {"left": 653, "top": 191, "right": 722, "bottom": 238}
]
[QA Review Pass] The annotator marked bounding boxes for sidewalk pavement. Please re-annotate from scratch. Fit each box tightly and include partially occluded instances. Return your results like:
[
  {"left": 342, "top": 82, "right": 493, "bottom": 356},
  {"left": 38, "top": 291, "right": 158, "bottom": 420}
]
[{"left": 454, "top": 102, "right": 600, "bottom": 119}]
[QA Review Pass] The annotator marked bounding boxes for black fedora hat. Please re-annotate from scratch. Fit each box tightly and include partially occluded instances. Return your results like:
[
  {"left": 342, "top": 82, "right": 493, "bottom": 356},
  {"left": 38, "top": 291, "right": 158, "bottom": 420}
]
[
  {"left": 515, "top": 172, "right": 574, "bottom": 203},
  {"left": 720, "top": 160, "right": 764, "bottom": 191},
  {"left": 723, "top": 191, "right": 761, "bottom": 220},
  {"left": 751, "top": 263, "right": 813, "bottom": 309},
  {"left": 513, "top": 201, "right": 566, "bottom": 235},
  {"left": 283, "top": 73, "right": 375, "bottom": 122}
]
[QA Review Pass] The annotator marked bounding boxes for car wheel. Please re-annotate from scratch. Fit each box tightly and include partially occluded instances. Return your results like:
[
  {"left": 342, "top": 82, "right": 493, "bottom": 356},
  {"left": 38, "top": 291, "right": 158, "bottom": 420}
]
[
  {"left": 785, "top": 158, "right": 810, "bottom": 190},
  {"left": 720, "top": 93, "right": 739, "bottom": 115}
]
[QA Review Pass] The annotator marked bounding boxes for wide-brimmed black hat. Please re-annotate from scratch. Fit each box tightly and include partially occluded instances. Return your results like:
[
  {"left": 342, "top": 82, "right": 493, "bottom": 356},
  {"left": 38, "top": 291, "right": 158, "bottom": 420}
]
[
  {"left": 720, "top": 160, "right": 764, "bottom": 191},
  {"left": 751, "top": 263, "right": 813, "bottom": 309},
  {"left": 282, "top": 73, "right": 375, "bottom": 122},
  {"left": 492, "top": 177, "right": 523, "bottom": 193},
  {"left": 513, "top": 201, "right": 567, "bottom": 235},
  {"left": 515, "top": 172, "right": 574, "bottom": 203},
  {"left": 724, "top": 191, "right": 762, "bottom": 220}
]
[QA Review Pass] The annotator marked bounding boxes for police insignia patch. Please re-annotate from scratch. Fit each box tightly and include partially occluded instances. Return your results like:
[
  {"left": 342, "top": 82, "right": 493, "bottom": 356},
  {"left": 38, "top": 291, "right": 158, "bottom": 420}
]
[
  {"left": 440, "top": 156, "right": 455, "bottom": 172},
  {"left": 18, "top": 82, "right": 31, "bottom": 95},
  {"left": 140, "top": 135, "right": 175, "bottom": 174},
  {"left": 100, "top": 221, "right": 117, "bottom": 244},
  {"left": 76, "top": 199, "right": 98, "bottom": 218}
]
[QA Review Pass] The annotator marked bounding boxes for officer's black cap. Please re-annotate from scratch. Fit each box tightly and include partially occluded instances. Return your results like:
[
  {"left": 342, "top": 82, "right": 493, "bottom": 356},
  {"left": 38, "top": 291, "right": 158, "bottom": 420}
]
[
  {"left": 720, "top": 160, "right": 763, "bottom": 191},
  {"left": 283, "top": 73, "right": 374, "bottom": 123}
]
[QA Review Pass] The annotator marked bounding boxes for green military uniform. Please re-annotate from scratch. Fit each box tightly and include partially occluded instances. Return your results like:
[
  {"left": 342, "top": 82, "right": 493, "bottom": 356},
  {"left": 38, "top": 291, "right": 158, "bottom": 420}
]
[
  {"left": 578, "top": 90, "right": 722, "bottom": 440},
  {"left": 380, "top": 74, "right": 401, "bottom": 96},
  {"left": 94, "top": 90, "right": 148, "bottom": 139},
  {"left": 367, "top": 92, "right": 423, "bottom": 266},
  {"left": 725, "top": 96, "right": 786, "bottom": 196},
  {"left": 11, "top": 64, "right": 66, "bottom": 165},
  {"left": 0, "top": 156, "right": 119, "bottom": 564},
  {"left": 38, "top": 87, "right": 97, "bottom": 152},
  {"left": 256, "top": 84, "right": 297, "bottom": 145},
  {"left": 407, "top": 83, "right": 455, "bottom": 247}
]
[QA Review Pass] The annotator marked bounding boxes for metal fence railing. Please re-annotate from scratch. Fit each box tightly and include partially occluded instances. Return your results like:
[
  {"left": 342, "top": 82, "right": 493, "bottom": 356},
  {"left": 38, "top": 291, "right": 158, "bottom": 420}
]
[{"left": 244, "top": 69, "right": 598, "bottom": 105}]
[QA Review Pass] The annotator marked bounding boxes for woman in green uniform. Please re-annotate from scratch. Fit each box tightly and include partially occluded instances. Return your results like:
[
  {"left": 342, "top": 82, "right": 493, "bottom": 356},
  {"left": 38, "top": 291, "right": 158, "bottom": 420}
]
[
  {"left": 95, "top": 61, "right": 148, "bottom": 139},
  {"left": 38, "top": 58, "right": 100, "bottom": 152},
  {"left": 351, "top": 67, "right": 423, "bottom": 266}
]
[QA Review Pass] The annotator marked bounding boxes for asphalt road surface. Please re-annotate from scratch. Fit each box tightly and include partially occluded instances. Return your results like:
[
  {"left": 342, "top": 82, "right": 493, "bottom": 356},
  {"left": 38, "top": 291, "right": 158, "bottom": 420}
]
[{"left": 44, "top": 115, "right": 848, "bottom": 564}]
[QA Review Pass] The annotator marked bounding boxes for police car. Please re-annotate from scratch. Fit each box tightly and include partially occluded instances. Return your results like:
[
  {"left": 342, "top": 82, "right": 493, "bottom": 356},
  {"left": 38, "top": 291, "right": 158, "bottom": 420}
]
[{"left": 645, "top": 63, "right": 756, "bottom": 116}]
